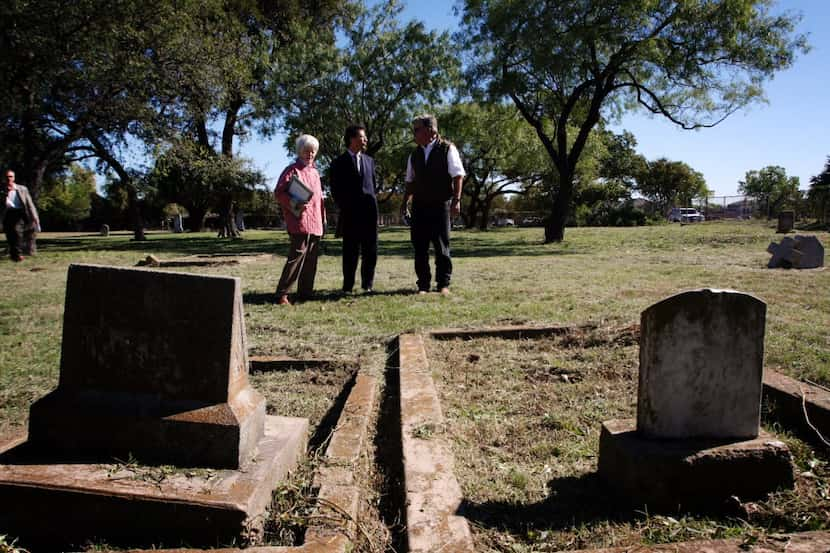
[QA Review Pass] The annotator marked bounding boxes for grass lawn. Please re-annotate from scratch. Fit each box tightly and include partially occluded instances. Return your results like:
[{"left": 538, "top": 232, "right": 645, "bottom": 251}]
[{"left": 0, "top": 221, "right": 828, "bottom": 550}]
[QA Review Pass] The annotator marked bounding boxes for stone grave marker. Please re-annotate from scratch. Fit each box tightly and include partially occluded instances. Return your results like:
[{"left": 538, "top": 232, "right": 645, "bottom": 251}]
[
  {"left": 100, "top": 223, "right": 109, "bottom": 237},
  {"left": 27, "top": 264, "right": 265, "bottom": 468},
  {"left": 1, "top": 264, "right": 307, "bottom": 548},
  {"left": 790, "top": 235, "right": 824, "bottom": 268},
  {"left": 599, "top": 289, "right": 793, "bottom": 508},
  {"left": 768, "top": 234, "right": 824, "bottom": 269},
  {"left": 777, "top": 210, "right": 794, "bottom": 233},
  {"left": 638, "top": 289, "right": 765, "bottom": 439}
]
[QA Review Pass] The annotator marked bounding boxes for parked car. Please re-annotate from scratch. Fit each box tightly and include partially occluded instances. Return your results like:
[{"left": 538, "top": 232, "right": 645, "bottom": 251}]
[
  {"left": 519, "top": 216, "right": 543, "bottom": 227},
  {"left": 668, "top": 207, "right": 705, "bottom": 223},
  {"left": 494, "top": 217, "right": 515, "bottom": 227}
]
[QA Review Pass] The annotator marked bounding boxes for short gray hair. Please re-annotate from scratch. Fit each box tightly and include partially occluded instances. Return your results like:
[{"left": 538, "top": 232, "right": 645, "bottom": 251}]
[
  {"left": 412, "top": 114, "right": 438, "bottom": 135},
  {"left": 295, "top": 134, "right": 320, "bottom": 156}
]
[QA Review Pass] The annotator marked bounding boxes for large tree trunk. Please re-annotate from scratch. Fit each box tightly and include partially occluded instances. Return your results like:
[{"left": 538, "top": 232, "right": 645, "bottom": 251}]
[
  {"left": 479, "top": 198, "right": 494, "bottom": 230},
  {"left": 216, "top": 194, "right": 239, "bottom": 238},
  {"left": 545, "top": 170, "right": 574, "bottom": 243},
  {"left": 186, "top": 206, "right": 208, "bottom": 232},
  {"left": 126, "top": 181, "right": 146, "bottom": 241}
]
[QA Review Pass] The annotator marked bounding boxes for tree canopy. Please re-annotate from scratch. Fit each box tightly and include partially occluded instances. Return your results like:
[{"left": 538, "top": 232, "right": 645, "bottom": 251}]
[
  {"left": 459, "top": 0, "right": 808, "bottom": 241},
  {"left": 638, "top": 158, "right": 709, "bottom": 213},
  {"left": 808, "top": 157, "right": 830, "bottom": 224},
  {"left": 439, "top": 102, "right": 549, "bottom": 229},
  {"left": 739, "top": 165, "right": 801, "bottom": 218},
  {"left": 273, "top": 0, "right": 459, "bottom": 203}
]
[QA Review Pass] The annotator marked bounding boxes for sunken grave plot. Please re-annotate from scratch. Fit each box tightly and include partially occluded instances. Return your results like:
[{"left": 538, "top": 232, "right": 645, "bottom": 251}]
[{"left": 417, "top": 319, "right": 827, "bottom": 552}]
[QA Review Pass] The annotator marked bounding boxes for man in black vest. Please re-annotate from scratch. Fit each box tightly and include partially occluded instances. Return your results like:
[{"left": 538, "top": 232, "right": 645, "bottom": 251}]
[
  {"left": 330, "top": 125, "right": 378, "bottom": 293},
  {"left": 401, "top": 114, "right": 465, "bottom": 295}
]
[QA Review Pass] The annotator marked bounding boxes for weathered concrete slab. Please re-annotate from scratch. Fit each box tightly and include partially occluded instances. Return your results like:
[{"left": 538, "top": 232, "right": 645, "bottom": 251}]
[
  {"left": 763, "top": 369, "right": 830, "bottom": 449},
  {"left": 553, "top": 530, "right": 830, "bottom": 552},
  {"left": 398, "top": 333, "right": 475, "bottom": 553},
  {"left": 0, "top": 416, "right": 307, "bottom": 550},
  {"left": 28, "top": 264, "right": 265, "bottom": 469},
  {"left": 598, "top": 418, "right": 794, "bottom": 509},
  {"left": 638, "top": 289, "right": 766, "bottom": 440},
  {"left": 137, "top": 253, "right": 273, "bottom": 268}
]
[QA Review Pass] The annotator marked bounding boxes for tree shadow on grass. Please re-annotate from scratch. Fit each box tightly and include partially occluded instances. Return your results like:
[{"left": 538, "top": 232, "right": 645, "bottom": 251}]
[
  {"left": 243, "top": 287, "right": 416, "bottom": 306},
  {"left": 461, "top": 472, "right": 744, "bottom": 539},
  {"left": 459, "top": 473, "right": 639, "bottom": 534},
  {"left": 37, "top": 235, "right": 281, "bottom": 256},
  {"left": 37, "top": 228, "right": 584, "bottom": 259}
]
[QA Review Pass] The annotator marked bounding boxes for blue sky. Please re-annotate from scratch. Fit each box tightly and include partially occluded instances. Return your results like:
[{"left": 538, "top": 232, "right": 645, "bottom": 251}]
[{"left": 241, "top": 0, "right": 829, "bottom": 198}]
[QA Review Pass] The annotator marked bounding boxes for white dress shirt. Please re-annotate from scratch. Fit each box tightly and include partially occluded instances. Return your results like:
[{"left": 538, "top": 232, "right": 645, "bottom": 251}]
[{"left": 5, "top": 185, "right": 23, "bottom": 209}]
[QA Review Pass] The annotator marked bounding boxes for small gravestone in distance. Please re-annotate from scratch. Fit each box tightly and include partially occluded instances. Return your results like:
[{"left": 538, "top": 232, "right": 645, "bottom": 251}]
[
  {"left": 777, "top": 210, "right": 794, "bottom": 233},
  {"left": 599, "top": 289, "right": 793, "bottom": 509},
  {"left": 100, "top": 224, "right": 109, "bottom": 237},
  {"left": 0, "top": 264, "right": 308, "bottom": 549}
]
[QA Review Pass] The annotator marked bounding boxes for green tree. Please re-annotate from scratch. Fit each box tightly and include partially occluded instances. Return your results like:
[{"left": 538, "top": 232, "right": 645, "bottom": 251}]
[
  {"left": 1, "top": 1, "right": 349, "bottom": 240},
  {"left": 739, "top": 165, "right": 801, "bottom": 218},
  {"left": 150, "top": 140, "right": 264, "bottom": 232},
  {"left": 638, "top": 158, "right": 709, "bottom": 214},
  {"left": 808, "top": 157, "right": 830, "bottom": 224},
  {"left": 439, "top": 103, "right": 549, "bottom": 229},
  {"left": 460, "top": 0, "right": 808, "bottom": 242},
  {"left": 38, "top": 165, "right": 97, "bottom": 230},
  {"left": 274, "top": 0, "right": 459, "bottom": 201}
]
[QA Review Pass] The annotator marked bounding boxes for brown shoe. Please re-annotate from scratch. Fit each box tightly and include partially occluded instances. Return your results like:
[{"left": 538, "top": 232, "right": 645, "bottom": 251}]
[
  {"left": 277, "top": 295, "right": 291, "bottom": 305},
  {"left": 439, "top": 287, "right": 451, "bottom": 296}
]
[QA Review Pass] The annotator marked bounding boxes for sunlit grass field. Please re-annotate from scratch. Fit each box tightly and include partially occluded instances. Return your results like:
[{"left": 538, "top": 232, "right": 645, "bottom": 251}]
[{"left": 1, "top": 221, "right": 828, "bottom": 437}]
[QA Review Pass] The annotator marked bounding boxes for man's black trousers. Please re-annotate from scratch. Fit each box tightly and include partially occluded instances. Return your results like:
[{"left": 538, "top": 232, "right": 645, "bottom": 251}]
[
  {"left": 342, "top": 229, "right": 378, "bottom": 291},
  {"left": 411, "top": 201, "right": 452, "bottom": 291},
  {"left": 3, "top": 208, "right": 26, "bottom": 261}
]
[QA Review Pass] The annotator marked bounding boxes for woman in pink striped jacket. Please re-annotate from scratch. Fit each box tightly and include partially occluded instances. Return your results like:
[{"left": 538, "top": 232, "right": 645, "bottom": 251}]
[{"left": 273, "top": 134, "right": 327, "bottom": 305}]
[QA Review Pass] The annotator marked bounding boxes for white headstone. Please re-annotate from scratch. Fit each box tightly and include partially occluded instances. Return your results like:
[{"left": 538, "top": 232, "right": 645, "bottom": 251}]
[{"left": 637, "top": 289, "right": 766, "bottom": 440}]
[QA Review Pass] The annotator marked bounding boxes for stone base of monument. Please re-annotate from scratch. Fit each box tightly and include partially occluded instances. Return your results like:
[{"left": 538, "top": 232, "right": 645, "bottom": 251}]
[
  {"left": 598, "top": 419, "right": 794, "bottom": 510},
  {"left": 0, "top": 415, "right": 307, "bottom": 550}
]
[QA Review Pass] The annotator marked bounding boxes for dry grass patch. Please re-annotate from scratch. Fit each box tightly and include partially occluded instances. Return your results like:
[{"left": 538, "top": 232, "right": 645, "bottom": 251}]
[{"left": 427, "top": 328, "right": 829, "bottom": 552}]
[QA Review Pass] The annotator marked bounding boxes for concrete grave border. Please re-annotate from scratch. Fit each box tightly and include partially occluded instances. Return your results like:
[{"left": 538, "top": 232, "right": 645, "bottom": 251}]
[{"left": 763, "top": 369, "right": 830, "bottom": 449}]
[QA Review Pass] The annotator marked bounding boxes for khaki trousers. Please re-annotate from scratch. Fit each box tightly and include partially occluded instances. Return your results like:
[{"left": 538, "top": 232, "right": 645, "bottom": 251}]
[{"left": 276, "top": 233, "right": 321, "bottom": 298}]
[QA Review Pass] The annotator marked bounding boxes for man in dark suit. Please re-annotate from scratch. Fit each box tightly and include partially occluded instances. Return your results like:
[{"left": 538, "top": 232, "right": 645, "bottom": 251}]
[{"left": 330, "top": 125, "right": 378, "bottom": 293}]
